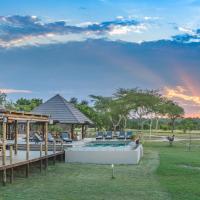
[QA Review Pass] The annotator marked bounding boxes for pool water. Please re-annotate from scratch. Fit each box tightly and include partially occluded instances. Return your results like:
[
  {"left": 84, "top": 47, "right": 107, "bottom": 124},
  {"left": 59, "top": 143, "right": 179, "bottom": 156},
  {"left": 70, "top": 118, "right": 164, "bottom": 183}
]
[{"left": 85, "top": 141, "right": 131, "bottom": 147}]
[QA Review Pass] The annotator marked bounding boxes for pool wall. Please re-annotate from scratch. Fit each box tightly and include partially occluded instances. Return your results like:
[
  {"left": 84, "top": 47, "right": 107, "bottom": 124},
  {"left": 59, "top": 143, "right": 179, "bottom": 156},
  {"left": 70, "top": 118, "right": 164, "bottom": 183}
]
[{"left": 65, "top": 144, "right": 143, "bottom": 164}]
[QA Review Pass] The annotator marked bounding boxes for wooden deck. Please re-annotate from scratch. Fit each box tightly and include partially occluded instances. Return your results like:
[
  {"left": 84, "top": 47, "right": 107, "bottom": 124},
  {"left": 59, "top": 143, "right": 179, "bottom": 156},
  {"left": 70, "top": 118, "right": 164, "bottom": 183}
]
[{"left": 0, "top": 149, "right": 65, "bottom": 186}]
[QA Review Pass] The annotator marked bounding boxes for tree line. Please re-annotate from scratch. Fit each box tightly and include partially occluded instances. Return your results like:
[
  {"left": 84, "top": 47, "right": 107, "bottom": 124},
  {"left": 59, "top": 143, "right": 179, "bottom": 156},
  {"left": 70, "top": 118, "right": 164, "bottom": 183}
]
[{"left": 1, "top": 88, "right": 197, "bottom": 133}]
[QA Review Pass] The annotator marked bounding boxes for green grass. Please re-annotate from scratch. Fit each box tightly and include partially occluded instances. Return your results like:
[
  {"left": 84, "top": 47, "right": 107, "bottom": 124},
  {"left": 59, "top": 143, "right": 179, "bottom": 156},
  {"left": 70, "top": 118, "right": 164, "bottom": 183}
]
[
  {"left": 146, "top": 142, "right": 200, "bottom": 200},
  {"left": 1, "top": 141, "right": 200, "bottom": 200}
]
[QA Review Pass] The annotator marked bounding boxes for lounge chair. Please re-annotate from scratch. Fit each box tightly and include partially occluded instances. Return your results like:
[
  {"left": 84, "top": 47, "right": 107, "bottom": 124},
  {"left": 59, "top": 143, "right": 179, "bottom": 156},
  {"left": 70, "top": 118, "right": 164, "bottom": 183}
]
[
  {"left": 126, "top": 131, "right": 133, "bottom": 140},
  {"left": 118, "top": 131, "right": 126, "bottom": 140},
  {"left": 105, "top": 131, "right": 112, "bottom": 140},
  {"left": 48, "top": 133, "right": 55, "bottom": 143},
  {"left": 33, "top": 133, "right": 43, "bottom": 143},
  {"left": 60, "top": 132, "right": 72, "bottom": 143},
  {"left": 96, "top": 132, "right": 104, "bottom": 140}
]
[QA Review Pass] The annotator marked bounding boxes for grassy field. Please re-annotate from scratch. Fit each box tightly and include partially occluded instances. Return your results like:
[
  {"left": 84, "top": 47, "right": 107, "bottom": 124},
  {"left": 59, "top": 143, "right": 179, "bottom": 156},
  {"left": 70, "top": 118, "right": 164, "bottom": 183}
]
[{"left": 1, "top": 141, "right": 200, "bottom": 200}]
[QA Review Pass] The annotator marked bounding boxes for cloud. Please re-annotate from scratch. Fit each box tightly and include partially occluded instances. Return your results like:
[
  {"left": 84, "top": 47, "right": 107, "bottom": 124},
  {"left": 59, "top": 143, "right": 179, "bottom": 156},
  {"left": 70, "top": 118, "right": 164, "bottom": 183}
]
[
  {"left": 0, "top": 88, "right": 32, "bottom": 94},
  {"left": 0, "top": 15, "right": 148, "bottom": 48},
  {"left": 172, "top": 27, "right": 200, "bottom": 43},
  {"left": 163, "top": 86, "right": 200, "bottom": 117}
]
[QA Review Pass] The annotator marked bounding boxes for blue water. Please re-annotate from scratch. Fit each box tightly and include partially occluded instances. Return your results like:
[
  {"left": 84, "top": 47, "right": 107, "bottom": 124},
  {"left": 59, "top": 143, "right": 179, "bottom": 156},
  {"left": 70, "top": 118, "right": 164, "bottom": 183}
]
[{"left": 85, "top": 142, "right": 131, "bottom": 147}]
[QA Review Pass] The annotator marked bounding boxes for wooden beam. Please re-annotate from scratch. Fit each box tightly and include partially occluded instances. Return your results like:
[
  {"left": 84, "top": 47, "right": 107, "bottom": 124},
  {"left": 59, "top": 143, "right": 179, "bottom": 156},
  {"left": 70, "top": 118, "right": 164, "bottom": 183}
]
[
  {"left": 81, "top": 124, "right": 84, "bottom": 139},
  {"left": 2, "top": 120, "right": 7, "bottom": 186},
  {"left": 10, "top": 168, "right": 14, "bottom": 184},
  {"left": 26, "top": 121, "right": 30, "bottom": 160},
  {"left": 44, "top": 122, "right": 48, "bottom": 170},
  {"left": 44, "top": 122, "right": 48, "bottom": 156},
  {"left": 14, "top": 120, "right": 18, "bottom": 155},
  {"left": 71, "top": 124, "right": 74, "bottom": 140},
  {"left": 2, "top": 121, "right": 7, "bottom": 166}
]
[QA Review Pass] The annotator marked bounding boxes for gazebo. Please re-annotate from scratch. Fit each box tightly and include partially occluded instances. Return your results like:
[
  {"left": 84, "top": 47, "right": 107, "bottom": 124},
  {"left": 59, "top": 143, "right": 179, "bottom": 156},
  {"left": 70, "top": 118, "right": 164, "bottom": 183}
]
[{"left": 32, "top": 94, "right": 93, "bottom": 139}]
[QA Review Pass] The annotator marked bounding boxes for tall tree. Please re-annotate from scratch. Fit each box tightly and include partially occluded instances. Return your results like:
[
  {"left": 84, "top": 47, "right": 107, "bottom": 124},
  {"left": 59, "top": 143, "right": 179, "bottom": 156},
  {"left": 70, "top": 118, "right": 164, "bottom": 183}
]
[
  {"left": 163, "top": 100, "right": 184, "bottom": 133},
  {"left": 15, "top": 98, "right": 43, "bottom": 112}
]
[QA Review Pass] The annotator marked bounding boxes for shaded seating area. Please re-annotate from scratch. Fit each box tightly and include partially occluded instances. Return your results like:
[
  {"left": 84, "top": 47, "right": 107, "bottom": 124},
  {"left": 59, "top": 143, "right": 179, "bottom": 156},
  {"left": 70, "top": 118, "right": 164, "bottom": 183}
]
[
  {"left": 0, "top": 108, "right": 51, "bottom": 186},
  {"left": 33, "top": 94, "right": 93, "bottom": 140}
]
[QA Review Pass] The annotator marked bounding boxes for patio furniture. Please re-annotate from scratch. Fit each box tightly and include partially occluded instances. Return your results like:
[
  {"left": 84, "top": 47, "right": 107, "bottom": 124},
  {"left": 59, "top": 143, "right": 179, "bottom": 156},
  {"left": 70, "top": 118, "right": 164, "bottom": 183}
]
[
  {"left": 60, "top": 132, "right": 72, "bottom": 143},
  {"left": 118, "top": 131, "right": 126, "bottom": 140},
  {"left": 48, "top": 133, "right": 55, "bottom": 143},
  {"left": 126, "top": 131, "right": 133, "bottom": 140},
  {"left": 33, "top": 133, "right": 43, "bottom": 144},
  {"left": 96, "top": 132, "right": 104, "bottom": 140},
  {"left": 105, "top": 131, "right": 113, "bottom": 140}
]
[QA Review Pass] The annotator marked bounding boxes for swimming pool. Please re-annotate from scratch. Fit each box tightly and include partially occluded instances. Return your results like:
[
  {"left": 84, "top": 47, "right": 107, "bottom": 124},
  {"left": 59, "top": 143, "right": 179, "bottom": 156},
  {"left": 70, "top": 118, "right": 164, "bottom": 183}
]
[
  {"left": 85, "top": 141, "right": 131, "bottom": 147},
  {"left": 65, "top": 140, "right": 143, "bottom": 164}
]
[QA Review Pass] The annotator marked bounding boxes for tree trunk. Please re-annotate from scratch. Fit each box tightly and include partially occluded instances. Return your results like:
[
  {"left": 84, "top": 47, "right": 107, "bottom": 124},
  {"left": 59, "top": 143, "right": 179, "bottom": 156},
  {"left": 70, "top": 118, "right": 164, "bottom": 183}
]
[{"left": 171, "top": 118, "right": 175, "bottom": 133}]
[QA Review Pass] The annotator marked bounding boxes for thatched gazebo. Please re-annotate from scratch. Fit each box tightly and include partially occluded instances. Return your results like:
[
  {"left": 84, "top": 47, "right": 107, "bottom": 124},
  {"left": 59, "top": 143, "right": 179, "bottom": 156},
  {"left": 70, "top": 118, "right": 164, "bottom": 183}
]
[{"left": 32, "top": 94, "right": 93, "bottom": 139}]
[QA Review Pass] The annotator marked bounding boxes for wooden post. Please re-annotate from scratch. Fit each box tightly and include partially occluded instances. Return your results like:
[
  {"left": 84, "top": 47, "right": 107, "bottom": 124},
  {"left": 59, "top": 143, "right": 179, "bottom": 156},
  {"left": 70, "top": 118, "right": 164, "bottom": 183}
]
[
  {"left": 61, "top": 141, "right": 64, "bottom": 151},
  {"left": 81, "top": 124, "right": 84, "bottom": 139},
  {"left": 14, "top": 120, "right": 18, "bottom": 155},
  {"left": 26, "top": 121, "right": 30, "bottom": 160},
  {"left": 71, "top": 124, "right": 74, "bottom": 140},
  {"left": 26, "top": 164, "right": 29, "bottom": 178},
  {"left": 44, "top": 122, "right": 48, "bottom": 170},
  {"left": 10, "top": 168, "right": 14, "bottom": 184},
  {"left": 40, "top": 143, "right": 42, "bottom": 172},
  {"left": 2, "top": 121, "right": 7, "bottom": 165},
  {"left": 25, "top": 121, "right": 30, "bottom": 178},
  {"left": 53, "top": 141, "right": 56, "bottom": 154},
  {"left": 10, "top": 146, "right": 13, "bottom": 165},
  {"left": 53, "top": 141, "right": 56, "bottom": 165},
  {"left": 2, "top": 120, "right": 7, "bottom": 186}
]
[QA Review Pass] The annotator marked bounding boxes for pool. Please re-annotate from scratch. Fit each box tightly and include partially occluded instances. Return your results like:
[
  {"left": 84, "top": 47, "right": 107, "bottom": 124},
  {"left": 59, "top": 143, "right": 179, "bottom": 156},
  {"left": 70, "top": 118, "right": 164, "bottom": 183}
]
[
  {"left": 65, "top": 140, "right": 143, "bottom": 164},
  {"left": 85, "top": 141, "right": 131, "bottom": 147}
]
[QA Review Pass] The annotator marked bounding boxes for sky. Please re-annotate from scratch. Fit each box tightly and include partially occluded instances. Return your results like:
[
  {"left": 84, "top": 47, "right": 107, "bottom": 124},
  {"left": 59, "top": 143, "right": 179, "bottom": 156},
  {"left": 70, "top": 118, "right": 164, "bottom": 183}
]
[{"left": 0, "top": 0, "right": 200, "bottom": 117}]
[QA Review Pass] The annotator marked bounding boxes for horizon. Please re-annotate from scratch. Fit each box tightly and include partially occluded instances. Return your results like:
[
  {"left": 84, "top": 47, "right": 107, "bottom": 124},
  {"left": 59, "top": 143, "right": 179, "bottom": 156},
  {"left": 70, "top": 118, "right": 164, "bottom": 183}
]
[{"left": 0, "top": 0, "right": 200, "bottom": 117}]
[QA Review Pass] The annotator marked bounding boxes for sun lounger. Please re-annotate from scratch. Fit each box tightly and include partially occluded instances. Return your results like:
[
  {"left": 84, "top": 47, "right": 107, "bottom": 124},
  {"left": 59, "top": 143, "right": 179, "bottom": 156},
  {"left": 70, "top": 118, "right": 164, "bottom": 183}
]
[
  {"left": 105, "top": 131, "right": 113, "bottom": 140},
  {"left": 48, "top": 133, "right": 55, "bottom": 143},
  {"left": 126, "top": 131, "right": 133, "bottom": 140},
  {"left": 96, "top": 132, "right": 104, "bottom": 140},
  {"left": 33, "top": 133, "right": 43, "bottom": 143},
  {"left": 60, "top": 132, "right": 72, "bottom": 143},
  {"left": 118, "top": 131, "right": 126, "bottom": 139}
]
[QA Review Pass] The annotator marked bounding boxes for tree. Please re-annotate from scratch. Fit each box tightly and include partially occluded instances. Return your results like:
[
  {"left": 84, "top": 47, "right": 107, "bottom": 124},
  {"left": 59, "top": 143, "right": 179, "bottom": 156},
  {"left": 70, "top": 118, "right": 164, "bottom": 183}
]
[
  {"left": 76, "top": 103, "right": 104, "bottom": 129},
  {"left": 15, "top": 98, "right": 43, "bottom": 112},
  {"left": 163, "top": 100, "right": 184, "bottom": 133},
  {"left": 115, "top": 88, "right": 163, "bottom": 131},
  {"left": 90, "top": 95, "right": 130, "bottom": 132},
  {"left": 0, "top": 92, "right": 6, "bottom": 106},
  {"left": 69, "top": 97, "right": 78, "bottom": 105}
]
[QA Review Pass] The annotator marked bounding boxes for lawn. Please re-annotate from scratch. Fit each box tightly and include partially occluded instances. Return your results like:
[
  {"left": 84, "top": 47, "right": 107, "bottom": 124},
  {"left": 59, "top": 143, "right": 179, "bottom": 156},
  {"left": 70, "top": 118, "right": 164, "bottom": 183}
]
[{"left": 0, "top": 141, "right": 200, "bottom": 200}]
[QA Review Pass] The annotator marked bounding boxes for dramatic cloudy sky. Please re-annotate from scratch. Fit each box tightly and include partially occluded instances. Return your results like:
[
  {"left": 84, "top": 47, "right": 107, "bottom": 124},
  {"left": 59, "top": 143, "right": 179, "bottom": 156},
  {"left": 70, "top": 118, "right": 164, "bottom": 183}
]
[{"left": 0, "top": 0, "right": 200, "bottom": 117}]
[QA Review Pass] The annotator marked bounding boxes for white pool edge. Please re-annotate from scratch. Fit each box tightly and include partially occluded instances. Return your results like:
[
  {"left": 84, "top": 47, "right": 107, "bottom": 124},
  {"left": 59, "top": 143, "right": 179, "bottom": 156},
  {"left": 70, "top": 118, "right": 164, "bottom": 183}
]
[{"left": 65, "top": 144, "right": 143, "bottom": 165}]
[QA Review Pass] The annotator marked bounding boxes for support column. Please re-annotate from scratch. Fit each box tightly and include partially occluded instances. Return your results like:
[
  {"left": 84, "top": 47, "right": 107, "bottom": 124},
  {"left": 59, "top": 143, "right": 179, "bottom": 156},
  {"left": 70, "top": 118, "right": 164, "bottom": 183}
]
[
  {"left": 81, "top": 124, "right": 84, "bottom": 139},
  {"left": 14, "top": 120, "right": 18, "bottom": 155},
  {"left": 2, "top": 119, "right": 7, "bottom": 186},
  {"left": 26, "top": 121, "right": 30, "bottom": 160},
  {"left": 44, "top": 122, "right": 48, "bottom": 170},
  {"left": 26, "top": 121, "right": 30, "bottom": 178},
  {"left": 71, "top": 124, "right": 74, "bottom": 140}
]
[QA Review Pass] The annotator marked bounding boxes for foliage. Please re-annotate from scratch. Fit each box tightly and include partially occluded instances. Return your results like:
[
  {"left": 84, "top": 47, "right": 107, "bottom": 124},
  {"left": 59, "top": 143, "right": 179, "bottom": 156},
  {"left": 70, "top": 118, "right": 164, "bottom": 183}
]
[
  {"left": 90, "top": 95, "right": 130, "bottom": 131},
  {"left": 180, "top": 118, "right": 195, "bottom": 133},
  {"left": 15, "top": 98, "right": 43, "bottom": 112},
  {"left": 162, "top": 100, "right": 184, "bottom": 132},
  {"left": 48, "top": 124, "right": 63, "bottom": 134}
]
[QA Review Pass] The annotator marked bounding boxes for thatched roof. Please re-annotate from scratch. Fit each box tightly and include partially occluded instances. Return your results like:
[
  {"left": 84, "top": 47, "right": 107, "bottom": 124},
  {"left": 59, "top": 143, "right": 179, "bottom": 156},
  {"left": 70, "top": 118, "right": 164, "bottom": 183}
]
[{"left": 32, "top": 94, "right": 93, "bottom": 125}]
